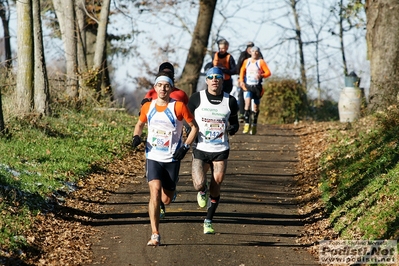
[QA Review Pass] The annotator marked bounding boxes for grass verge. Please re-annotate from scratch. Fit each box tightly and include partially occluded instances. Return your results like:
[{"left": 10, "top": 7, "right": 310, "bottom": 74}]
[
  {"left": 0, "top": 106, "right": 136, "bottom": 254},
  {"left": 319, "top": 105, "right": 399, "bottom": 241}
]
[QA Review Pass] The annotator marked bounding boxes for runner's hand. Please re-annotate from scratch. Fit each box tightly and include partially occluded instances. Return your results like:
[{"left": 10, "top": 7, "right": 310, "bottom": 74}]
[
  {"left": 227, "top": 125, "right": 238, "bottom": 136},
  {"left": 173, "top": 146, "right": 189, "bottom": 160},
  {"left": 132, "top": 135, "right": 142, "bottom": 148}
]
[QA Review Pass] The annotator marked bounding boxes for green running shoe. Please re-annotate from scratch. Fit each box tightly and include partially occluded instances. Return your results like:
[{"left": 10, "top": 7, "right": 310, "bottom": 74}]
[
  {"left": 203, "top": 219, "right": 215, "bottom": 234},
  {"left": 160, "top": 207, "right": 165, "bottom": 219},
  {"left": 197, "top": 190, "right": 209, "bottom": 208}
]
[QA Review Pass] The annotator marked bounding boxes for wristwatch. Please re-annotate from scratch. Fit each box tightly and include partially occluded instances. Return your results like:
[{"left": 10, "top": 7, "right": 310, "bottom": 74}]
[{"left": 183, "top": 143, "right": 190, "bottom": 149}]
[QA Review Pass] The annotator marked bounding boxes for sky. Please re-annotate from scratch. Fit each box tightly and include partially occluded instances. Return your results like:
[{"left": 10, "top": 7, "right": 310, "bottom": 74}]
[
  {"left": 4, "top": 0, "right": 369, "bottom": 102},
  {"left": 107, "top": 0, "right": 369, "bottom": 102}
]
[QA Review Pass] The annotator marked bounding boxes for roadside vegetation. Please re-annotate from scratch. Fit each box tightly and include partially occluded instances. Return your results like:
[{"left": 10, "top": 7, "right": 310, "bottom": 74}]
[
  {"left": 320, "top": 105, "right": 399, "bottom": 240},
  {"left": 2, "top": 80, "right": 399, "bottom": 264},
  {"left": 0, "top": 105, "right": 137, "bottom": 264},
  {"left": 258, "top": 77, "right": 339, "bottom": 125},
  {"left": 296, "top": 105, "right": 399, "bottom": 262}
]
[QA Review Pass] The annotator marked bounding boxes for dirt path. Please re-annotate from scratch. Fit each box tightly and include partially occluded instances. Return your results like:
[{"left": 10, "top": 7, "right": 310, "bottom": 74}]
[{"left": 86, "top": 124, "right": 319, "bottom": 266}]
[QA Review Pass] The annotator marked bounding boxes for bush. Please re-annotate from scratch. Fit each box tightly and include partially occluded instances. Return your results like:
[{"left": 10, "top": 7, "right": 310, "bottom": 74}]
[
  {"left": 308, "top": 99, "right": 339, "bottom": 122},
  {"left": 258, "top": 78, "right": 306, "bottom": 124}
]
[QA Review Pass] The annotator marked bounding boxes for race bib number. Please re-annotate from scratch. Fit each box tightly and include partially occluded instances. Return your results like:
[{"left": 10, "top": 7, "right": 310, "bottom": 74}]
[
  {"left": 204, "top": 122, "right": 225, "bottom": 143},
  {"left": 149, "top": 128, "right": 172, "bottom": 153}
]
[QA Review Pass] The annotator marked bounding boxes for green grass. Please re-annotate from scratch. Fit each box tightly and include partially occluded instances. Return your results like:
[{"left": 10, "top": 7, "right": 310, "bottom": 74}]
[
  {"left": 319, "top": 106, "right": 399, "bottom": 241},
  {"left": 3, "top": 100, "right": 399, "bottom": 260},
  {"left": 0, "top": 106, "right": 137, "bottom": 251}
]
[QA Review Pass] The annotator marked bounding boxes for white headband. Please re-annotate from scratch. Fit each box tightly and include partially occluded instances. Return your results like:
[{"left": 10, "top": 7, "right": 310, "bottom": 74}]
[{"left": 155, "top": 76, "right": 174, "bottom": 87}]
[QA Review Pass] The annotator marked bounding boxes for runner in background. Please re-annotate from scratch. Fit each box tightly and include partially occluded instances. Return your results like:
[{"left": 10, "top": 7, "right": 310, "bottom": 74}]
[
  {"left": 239, "top": 46, "right": 271, "bottom": 135},
  {"left": 235, "top": 42, "right": 264, "bottom": 122},
  {"left": 212, "top": 39, "right": 236, "bottom": 94},
  {"left": 142, "top": 62, "right": 189, "bottom": 105}
]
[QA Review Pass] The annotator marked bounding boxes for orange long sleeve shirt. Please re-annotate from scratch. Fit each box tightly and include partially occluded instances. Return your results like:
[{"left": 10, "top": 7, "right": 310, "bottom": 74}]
[{"left": 239, "top": 58, "right": 271, "bottom": 84}]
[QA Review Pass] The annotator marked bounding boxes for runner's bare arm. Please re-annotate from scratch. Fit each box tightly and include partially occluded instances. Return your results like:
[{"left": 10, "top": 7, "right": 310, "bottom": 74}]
[
  {"left": 185, "top": 120, "right": 198, "bottom": 146},
  {"left": 133, "top": 120, "right": 145, "bottom": 137}
]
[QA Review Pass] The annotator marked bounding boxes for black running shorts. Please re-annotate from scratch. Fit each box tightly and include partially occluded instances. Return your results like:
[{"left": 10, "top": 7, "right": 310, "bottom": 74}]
[
  {"left": 192, "top": 149, "right": 230, "bottom": 164},
  {"left": 146, "top": 159, "right": 180, "bottom": 191}
]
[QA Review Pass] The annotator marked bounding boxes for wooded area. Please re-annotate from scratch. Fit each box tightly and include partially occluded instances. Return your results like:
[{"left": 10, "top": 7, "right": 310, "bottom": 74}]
[{"left": 0, "top": 0, "right": 397, "bottom": 133}]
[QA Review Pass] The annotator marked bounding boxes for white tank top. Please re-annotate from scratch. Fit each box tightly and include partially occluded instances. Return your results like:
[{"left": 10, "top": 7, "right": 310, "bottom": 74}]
[
  {"left": 195, "top": 90, "right": 231, "bottom": 152},
  {"left": 146, "top": 100, "right": 183, "bottom": 162},
  {"left": 245, "top": 59, "right": 261, "bottom": 85}
]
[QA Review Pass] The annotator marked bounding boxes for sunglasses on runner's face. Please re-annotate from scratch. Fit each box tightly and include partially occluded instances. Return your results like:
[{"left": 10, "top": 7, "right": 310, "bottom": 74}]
[{"left": 206, "top": 74, "right": 223, "bottom": 80}]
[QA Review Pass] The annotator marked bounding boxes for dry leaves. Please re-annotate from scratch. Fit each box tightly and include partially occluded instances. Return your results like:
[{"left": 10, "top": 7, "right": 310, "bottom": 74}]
[
  {"left": 293, "top": 121, "right": 343, "bottom": 260},
  {"left": 16, "top": 150, "right": 146, "bottom": 266},
  {"left": 5, "top": 122, "right": 348, "bottom": 265}
]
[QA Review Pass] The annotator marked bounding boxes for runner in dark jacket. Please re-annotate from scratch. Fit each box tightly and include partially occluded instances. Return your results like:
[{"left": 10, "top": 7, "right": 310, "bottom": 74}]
[{"left": 211, "top": 39, "right": 236, "bottom": 94}]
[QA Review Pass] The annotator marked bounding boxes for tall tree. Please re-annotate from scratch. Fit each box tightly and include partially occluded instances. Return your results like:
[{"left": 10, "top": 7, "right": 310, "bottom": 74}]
[
  {"left": 331, "top": 0, "right": 365, "bottom": 76},
  {"left": 92, "top": 0, "right": 112, "bottom": 101},
  {"left": 365, "top": 0, "right": 399, "bottom": 110},
  {"left": 0, "top": 0, "right": 10, "bottom": 134},
  {"left": 0, "top": 0, "right": 11, "bottom": 69},
  {"left": 16, "top": 0, "right": 34, "bottom": 115},
  {"left": 305, "top": 1, "right": 333, "bottom": 103},
  {"left": 289, "top": 0, "right": 307, "bottom": 92},
  {"left": 338, "top": 0, "right": 348, "bottom": 76},
  {"left": 0, "top": 90, "right": 4, "bottom": 134},
  {"left": 179, "top": 0, "right": 217, "bottom": 96},
  {"left": 75, "top": 0, "right": 88, "bottom": 73},
  {"left": 53, "top": 0, "right": 79, "bottom": 100},
  {"left": 33, "top": 0, "right": 50, "bottom": 115}
]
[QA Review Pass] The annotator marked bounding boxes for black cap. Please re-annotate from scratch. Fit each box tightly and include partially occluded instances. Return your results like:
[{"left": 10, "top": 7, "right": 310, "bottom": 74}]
[
  {"left": 246, "top": 41, "right": 255, "bottom": 47},
  {"left": 158, "top": 62, "right": 174, "bottom": 76}
]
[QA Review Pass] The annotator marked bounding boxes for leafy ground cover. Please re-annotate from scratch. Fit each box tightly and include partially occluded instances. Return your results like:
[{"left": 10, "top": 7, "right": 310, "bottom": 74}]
[
  {"left": 0, "top": 107, "right": 137, "bottom": 264},
  {"left": 2, "top": 104, "right": 399, "bottom": 265},
  {"left": 296, "top": 105, "right": 399, "bottom": 263}
]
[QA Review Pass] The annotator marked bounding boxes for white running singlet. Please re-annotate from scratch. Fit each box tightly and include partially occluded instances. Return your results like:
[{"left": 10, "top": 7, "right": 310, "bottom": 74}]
[
  {"left": 245, "top": 59, "right": 262, "bottom": 85},
  {"left": 145, "top": 100, "right": 183, "bottom": 162},
  {"left": 195, "top": 90, "right": 231, "bottom": 152}
]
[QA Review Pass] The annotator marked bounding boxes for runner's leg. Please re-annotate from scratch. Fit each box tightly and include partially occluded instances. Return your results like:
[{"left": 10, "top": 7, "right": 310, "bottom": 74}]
[
  {"left": 148, "top": 180, "right": 162, "bottom": 234},
  {"left": 192, "top": 158, "right": 210, "bottom": 191},
  {"left": 206, "top": 160, "right": 227, "bottom": 221}
]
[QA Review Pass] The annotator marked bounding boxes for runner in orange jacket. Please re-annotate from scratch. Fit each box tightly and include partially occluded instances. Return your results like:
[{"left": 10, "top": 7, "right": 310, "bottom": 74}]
[
  {"left": 211, "top": 39, "right": 236, "bottom": 94},
  {"left": 142, "top": 62, "right": 189, "bottom": 105}
]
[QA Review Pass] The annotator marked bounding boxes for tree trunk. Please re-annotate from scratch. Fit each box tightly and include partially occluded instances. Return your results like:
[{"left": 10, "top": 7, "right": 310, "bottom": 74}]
[
  {"left": 16, "top": 0, "right": 34, "bottom": 115},
  {"left": 53, "top": 0, "right": 79, "bottom": 100},
  {"left": 290, "top": 0, "right": 307, "bottom": 92},
  {"left": 92, "top": 0, "right": 110, "bottom": 70},
  {"left": 339, "top": 0, "right": 348, "bottom": 76},
  {"left": 0, "top": 0, "right": 12, "bottom": 69},
  {"left": 33, "top": 0, "right": 50, "bottom": 115},
  {"left": 75, "top": 0, "right": 87, "bottom": 73},
  {"left": 366, "top": 0, "right": 399, "bottom": 110},
  {"left": 179, "top": 0, "right": 217, "bottom": 96},
  {"left": 74, "top": 0, "right": 89, "bottom": 102},
  {"left": 85, "top": 30, "right": 97, "bottom": 69},
  {"left": 0, "top": 0, "right": 10, "bottom": 133},
  {"left": 0, "top": 91, "right": 5, "bottom": 134},
  {"left": 101, "top": 56, "right": 113, "bottom": 102},
  {"left": 92, "top": 0, "right": 112, "bottom": 101}
]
